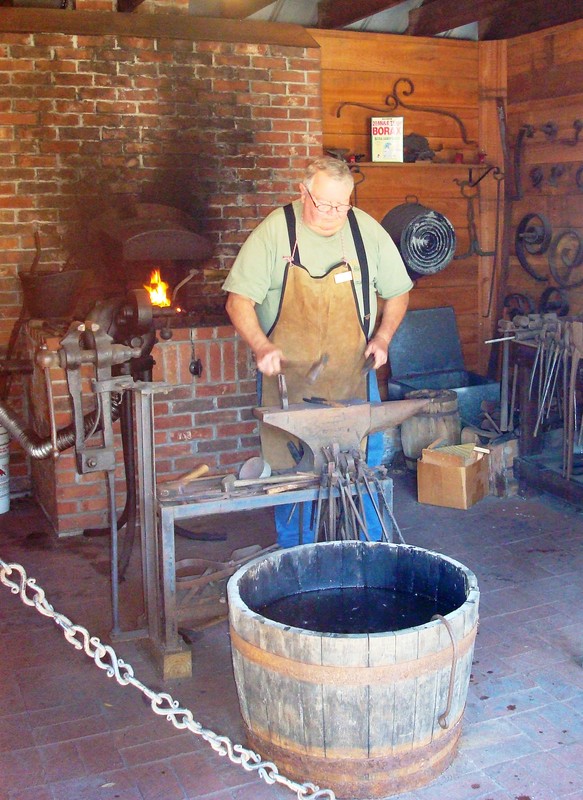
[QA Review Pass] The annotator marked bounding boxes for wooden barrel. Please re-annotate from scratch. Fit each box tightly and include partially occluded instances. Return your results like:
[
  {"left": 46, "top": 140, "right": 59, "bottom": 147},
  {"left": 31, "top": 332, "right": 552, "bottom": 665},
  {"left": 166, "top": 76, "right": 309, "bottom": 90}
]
[
  {"left": 227, "top": 541, "right": 479, "bottom": 799},
  {"left": 400, "top": 388, "right": 461, "bottom": 470}
]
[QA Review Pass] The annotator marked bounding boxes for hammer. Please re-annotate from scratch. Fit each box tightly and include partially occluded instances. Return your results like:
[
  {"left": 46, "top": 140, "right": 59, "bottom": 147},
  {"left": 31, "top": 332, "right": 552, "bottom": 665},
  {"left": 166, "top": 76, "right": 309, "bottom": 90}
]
[{"left": 282, "top": 353, "right": 329, "bottom": 384}]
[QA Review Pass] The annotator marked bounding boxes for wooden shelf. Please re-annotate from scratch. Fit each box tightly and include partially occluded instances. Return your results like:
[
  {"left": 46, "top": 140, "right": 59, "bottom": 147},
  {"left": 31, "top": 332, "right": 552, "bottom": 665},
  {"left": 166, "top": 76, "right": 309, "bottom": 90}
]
[
  {"left": 350, "top": 161, "right": 498, "bottom": 187},
  {"left": 352, "top": 161, "right": 494, "bottom": 169}
]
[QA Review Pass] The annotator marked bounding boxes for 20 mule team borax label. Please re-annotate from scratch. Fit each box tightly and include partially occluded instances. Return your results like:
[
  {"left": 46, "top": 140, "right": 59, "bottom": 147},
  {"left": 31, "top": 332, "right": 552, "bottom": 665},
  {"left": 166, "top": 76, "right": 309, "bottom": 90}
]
[{"left": 371, "top": 116, "right": 404, "bottom": 162}]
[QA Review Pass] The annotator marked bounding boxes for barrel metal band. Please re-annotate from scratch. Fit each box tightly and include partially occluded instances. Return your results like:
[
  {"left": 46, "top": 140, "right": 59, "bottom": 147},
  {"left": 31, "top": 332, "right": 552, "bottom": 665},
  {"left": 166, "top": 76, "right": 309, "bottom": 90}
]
[
  {"left": 246, "top": 712, "right": 462, "bottom": 782},
  {"left": 229, "top": 622, "right": 477, "bottom": 685}
]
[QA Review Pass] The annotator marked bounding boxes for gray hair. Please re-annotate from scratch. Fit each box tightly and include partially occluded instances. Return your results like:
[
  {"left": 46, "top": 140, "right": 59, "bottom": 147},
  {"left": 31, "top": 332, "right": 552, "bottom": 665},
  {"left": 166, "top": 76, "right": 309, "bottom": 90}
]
[{"left": 303, "top": 156, "right": 354, "bottom": 190}]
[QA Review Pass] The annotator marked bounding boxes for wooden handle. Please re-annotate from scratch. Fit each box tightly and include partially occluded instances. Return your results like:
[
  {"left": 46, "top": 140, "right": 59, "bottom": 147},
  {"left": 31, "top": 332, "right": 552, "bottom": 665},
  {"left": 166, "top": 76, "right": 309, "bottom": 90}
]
[{"left": 178, "top": 464, "right": 210, "bottom": 482}]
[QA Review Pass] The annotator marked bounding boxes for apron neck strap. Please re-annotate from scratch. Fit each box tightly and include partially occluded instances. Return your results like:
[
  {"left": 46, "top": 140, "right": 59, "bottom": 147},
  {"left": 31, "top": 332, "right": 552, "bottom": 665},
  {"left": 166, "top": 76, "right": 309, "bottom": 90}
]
[{"left": 347, "top": 209, "right": 371, "bottom": 338}]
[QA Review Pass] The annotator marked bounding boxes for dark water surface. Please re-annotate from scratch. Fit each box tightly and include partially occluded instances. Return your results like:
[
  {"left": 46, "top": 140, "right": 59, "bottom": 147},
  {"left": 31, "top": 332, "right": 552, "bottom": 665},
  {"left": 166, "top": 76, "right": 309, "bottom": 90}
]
[{"left": 258, "top": 586, "right": 454, "bottom": 634}]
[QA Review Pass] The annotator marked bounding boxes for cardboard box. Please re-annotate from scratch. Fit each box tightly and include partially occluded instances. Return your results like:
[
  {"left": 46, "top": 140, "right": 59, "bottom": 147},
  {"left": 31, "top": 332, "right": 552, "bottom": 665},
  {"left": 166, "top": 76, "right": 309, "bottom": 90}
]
[
  {"left": 417, "top": 446, "right": 489, "bottom": 510},
  {"left": 371, "top": 116, "right": 403, "bottom": 162}
]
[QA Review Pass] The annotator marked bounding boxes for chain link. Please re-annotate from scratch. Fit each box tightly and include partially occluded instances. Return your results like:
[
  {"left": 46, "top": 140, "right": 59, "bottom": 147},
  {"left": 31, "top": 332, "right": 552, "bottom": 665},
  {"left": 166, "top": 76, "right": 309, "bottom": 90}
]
[{"left": 0, "top": 557, "right": 335, "bottom": 800}]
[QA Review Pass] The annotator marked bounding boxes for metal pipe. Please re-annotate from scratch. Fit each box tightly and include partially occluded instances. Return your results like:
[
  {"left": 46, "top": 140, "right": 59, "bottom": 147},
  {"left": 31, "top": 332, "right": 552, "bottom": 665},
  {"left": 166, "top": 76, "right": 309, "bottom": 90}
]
[{"left": 0, "top": 397, "right": 122, "bottom": 460}]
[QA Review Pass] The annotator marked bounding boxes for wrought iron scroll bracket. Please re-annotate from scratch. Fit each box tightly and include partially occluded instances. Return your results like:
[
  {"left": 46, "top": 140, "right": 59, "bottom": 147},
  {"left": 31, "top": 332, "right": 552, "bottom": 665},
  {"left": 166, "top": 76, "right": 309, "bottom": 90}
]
[
  {"left": 561, "top": 119, "right": 583, "bottom": 146},
  {"left": 336, "top": 77, "right": 476, "bottom": 145},
  {"left": 466, "top": 164, "right": 502, "bottom": 188}
]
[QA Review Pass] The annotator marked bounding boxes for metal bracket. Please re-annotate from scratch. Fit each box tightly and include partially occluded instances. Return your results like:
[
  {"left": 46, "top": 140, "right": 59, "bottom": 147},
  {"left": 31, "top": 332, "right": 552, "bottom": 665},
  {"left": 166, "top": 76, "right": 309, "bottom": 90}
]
[
  {"left": 336, "top": 77, "right": 476, "bottom": 145},
  {"left": 561, "top": 119, "right": 583, "bottom": 146}
]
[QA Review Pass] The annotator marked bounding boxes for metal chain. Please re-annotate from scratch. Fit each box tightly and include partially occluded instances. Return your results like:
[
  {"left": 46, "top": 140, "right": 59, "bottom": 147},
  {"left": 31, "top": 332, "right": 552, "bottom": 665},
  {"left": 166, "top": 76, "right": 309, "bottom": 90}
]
[{"left": 0, "top": 557, "right": 335, "bottom": 800}]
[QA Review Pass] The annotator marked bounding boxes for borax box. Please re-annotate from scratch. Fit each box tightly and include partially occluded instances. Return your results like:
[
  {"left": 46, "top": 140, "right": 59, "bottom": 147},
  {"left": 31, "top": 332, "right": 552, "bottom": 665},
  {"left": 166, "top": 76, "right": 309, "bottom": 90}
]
[{"left": 371, "top": 116, "right": 404, "bottom": 162}]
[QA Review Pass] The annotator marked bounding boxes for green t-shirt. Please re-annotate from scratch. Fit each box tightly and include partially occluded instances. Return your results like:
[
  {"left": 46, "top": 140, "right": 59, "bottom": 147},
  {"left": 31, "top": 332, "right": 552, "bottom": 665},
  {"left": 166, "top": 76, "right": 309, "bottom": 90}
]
[{"left": 222, "top": 200, "right": 413, "bottom": 334}]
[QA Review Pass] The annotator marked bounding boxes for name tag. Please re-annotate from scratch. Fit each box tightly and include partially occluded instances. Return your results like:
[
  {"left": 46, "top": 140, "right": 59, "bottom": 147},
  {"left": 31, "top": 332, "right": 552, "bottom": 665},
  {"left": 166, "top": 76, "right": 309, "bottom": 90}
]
[{"left": 335, "top": 271, "right": 353, "bottom": 284}]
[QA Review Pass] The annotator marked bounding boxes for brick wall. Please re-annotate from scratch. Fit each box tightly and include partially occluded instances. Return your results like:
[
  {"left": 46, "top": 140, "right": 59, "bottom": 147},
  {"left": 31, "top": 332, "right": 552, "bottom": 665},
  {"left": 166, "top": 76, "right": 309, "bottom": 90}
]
[{"left": 0, "top": 13, "right": 322, "bottom": 506}]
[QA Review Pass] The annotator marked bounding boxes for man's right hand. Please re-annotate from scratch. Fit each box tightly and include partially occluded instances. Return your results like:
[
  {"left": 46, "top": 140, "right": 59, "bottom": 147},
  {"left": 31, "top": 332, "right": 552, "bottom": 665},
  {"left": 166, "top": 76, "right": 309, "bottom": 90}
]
[
  {"left": 225, "top": 292, "right": 284, "bottom": 376},
  {"left": 255, "top": 343, "right": 284, "bottom": 376}
]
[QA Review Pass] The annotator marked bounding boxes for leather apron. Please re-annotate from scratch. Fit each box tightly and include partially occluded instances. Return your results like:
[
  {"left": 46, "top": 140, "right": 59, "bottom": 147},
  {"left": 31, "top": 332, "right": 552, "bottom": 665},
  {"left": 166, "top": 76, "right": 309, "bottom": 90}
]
[{"left": 260, "top": 206, "right": 372, "bottom": 470}]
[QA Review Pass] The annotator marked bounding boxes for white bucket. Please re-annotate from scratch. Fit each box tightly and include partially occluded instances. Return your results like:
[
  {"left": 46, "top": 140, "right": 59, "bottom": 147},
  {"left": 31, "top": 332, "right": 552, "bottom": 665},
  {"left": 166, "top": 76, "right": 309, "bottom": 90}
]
[{"left": 0, "top": 426, "right": 10, "bottom": 514}]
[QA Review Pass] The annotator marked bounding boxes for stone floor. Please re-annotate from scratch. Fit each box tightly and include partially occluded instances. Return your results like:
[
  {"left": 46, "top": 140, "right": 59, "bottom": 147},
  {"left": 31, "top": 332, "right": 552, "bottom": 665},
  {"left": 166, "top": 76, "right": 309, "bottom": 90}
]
[{"left": 1, "top": 469, "right": 583, "bottom": 800}]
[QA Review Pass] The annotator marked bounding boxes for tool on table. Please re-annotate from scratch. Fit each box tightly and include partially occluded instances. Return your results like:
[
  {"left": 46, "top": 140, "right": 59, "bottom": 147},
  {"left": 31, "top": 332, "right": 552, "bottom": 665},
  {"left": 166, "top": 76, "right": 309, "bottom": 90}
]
[
  {"left": 158, "top": 464, "right": 210, "bottom": 499},
  {"left": 303, "top": 396, "right": 345, "bottom": 408},
  {"left": 220, "top": 472, "right": 318, "bottom": 496}
]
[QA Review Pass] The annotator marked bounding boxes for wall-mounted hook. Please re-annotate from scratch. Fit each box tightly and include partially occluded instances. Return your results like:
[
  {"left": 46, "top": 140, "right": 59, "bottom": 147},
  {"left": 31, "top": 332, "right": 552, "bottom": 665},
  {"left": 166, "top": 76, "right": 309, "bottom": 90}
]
[
  {"left": 529, "top": 166, "right": 544, "bottom": 189},
  {"left": 540, "top": 121, "right": 558, "bottom": 141},
  {"left": 548, "top": 164, "right": 565, "bottom": 186},
  {"left": 560, "top": 119, "right": 583, "bottom": 146}
]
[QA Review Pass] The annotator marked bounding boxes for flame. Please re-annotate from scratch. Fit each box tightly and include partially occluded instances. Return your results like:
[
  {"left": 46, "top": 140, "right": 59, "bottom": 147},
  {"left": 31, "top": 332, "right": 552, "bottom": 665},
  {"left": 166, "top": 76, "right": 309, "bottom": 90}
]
[{"left": 145, "top": 269, "right": 171, "bottom": 307}]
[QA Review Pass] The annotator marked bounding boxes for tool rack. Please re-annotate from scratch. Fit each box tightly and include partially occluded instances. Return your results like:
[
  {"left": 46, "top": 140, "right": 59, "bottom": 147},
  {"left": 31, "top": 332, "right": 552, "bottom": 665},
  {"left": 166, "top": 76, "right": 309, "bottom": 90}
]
[{"left": 506, "top": 316, "right": 583, "bottom": 507}]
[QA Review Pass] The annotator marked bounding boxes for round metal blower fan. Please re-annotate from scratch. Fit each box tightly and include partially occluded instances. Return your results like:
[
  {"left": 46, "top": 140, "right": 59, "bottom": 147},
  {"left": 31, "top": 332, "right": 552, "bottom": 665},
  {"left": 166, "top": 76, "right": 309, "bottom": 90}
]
[{"left": 381, "top": 199, "right": 457, "bottom": 279}]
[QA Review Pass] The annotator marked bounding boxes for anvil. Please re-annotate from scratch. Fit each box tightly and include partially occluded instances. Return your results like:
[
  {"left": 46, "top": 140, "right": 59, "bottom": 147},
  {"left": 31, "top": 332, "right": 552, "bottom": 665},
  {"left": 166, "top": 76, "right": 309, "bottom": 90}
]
[{"left": 254, "top": 398, "right": 430, "bottom": 472}]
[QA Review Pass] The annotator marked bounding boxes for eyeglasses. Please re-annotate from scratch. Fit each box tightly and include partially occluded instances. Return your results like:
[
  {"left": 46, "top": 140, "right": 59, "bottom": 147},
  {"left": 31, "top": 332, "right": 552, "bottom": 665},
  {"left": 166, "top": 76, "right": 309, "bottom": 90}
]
[{"left": 302, "top": 184, "right": 352, "bottom": 215}]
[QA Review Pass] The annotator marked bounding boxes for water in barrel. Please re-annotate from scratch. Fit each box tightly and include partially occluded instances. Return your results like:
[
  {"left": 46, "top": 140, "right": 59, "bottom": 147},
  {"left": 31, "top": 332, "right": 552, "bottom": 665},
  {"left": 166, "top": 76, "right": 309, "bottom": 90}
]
[{"left": 258, "top": 586, "right": 455, "bottom": 634}]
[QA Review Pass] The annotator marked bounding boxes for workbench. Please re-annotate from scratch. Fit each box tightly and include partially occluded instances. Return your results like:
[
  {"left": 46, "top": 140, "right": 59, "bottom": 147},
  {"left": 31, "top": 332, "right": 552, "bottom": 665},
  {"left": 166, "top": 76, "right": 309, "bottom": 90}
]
[{"left": 144, "top": 480, "right": 394, "bottom": 678}]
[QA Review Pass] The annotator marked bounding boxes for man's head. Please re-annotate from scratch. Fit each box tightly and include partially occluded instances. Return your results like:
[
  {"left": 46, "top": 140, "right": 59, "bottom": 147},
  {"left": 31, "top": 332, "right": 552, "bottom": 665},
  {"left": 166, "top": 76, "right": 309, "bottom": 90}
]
[{"left": 299, "top": 156, "right": 355, "bottom": 236}]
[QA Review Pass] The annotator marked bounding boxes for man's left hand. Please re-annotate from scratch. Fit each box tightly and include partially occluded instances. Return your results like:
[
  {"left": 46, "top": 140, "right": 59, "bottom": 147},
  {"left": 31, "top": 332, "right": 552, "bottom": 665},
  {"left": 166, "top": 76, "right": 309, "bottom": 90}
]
[{"left": 364, "top": 333, "right": 390, "bottom": 369}]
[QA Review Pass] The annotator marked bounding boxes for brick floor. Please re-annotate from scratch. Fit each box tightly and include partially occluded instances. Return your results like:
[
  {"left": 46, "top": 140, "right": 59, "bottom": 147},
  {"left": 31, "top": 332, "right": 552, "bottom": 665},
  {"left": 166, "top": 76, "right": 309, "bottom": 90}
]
[{"left": 1, "top": 471, "right": 583, "bottom": 800}]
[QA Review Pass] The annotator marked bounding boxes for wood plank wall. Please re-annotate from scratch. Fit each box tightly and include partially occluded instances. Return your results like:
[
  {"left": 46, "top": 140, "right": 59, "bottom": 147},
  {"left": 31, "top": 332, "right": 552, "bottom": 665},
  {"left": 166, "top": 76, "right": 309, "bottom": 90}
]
[
  {"left": 310, "top": 29, "right": 500, "bottom": 375},
  {"left": 505, "top": 20, "right": 583, "bottom": 318}
]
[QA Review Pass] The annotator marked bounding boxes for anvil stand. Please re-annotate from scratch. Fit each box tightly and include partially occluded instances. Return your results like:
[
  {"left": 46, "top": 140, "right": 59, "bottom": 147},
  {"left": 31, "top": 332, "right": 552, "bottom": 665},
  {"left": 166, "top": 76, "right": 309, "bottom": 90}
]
[{"left": 134, "top": 391, "right": 428, "bottom": 679}]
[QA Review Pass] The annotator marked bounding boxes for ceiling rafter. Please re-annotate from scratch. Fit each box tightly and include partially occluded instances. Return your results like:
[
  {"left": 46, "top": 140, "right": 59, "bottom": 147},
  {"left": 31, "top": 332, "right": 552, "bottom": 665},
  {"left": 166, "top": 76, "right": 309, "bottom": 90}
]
[
  {"left": 175, "top": 0, "right": 274, "bottom": 18},
  {"left": 317, "top": 0, "right": 407, "bottom": 30},
  {"left": 478, "top": 0, "right": 583, "bottom": 40},
  {"left": 407, "top": 0, "right": 583, "bottom": 39}
]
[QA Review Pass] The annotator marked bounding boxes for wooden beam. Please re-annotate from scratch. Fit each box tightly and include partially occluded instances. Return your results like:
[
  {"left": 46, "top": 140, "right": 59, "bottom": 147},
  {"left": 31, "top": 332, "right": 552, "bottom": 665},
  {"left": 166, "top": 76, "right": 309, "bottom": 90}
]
[
  {"left": 479, "top": 0, "right": 583, "bottom": 40},
  {"left": 188, "top": 0, "right": 274, "bottom": 19},
  {"left": 0, "top": 7, "right": 320, "bottom": 46},
  {"left": 317, "top": 0, "right": 406, "bottom": 30},
  {"left": 408, "top": 0, "right": 515, "bottom": 36},
  {"left": 118, "top": 0, "right": 146, "bottom": 12},
  {"left": 408, "top": 0, "right": 583, "bottom": 39}
]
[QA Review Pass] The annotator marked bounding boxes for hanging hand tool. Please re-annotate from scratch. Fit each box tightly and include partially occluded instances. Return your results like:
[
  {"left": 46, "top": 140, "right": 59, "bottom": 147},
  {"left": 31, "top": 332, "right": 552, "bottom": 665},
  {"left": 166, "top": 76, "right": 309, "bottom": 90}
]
[{"left": 189, "top": 328, "right": 203, "bottom": 377}]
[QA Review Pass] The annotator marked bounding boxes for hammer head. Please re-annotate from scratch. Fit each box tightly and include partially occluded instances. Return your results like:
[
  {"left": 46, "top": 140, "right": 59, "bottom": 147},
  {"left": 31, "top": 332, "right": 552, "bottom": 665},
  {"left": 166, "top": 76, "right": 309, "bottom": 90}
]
[
  {"left": 221, "top": 474, "right": 237, "bottom": 495},
  {"left": 306, "top": 353, "right": 329, "bottom": 384}
]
